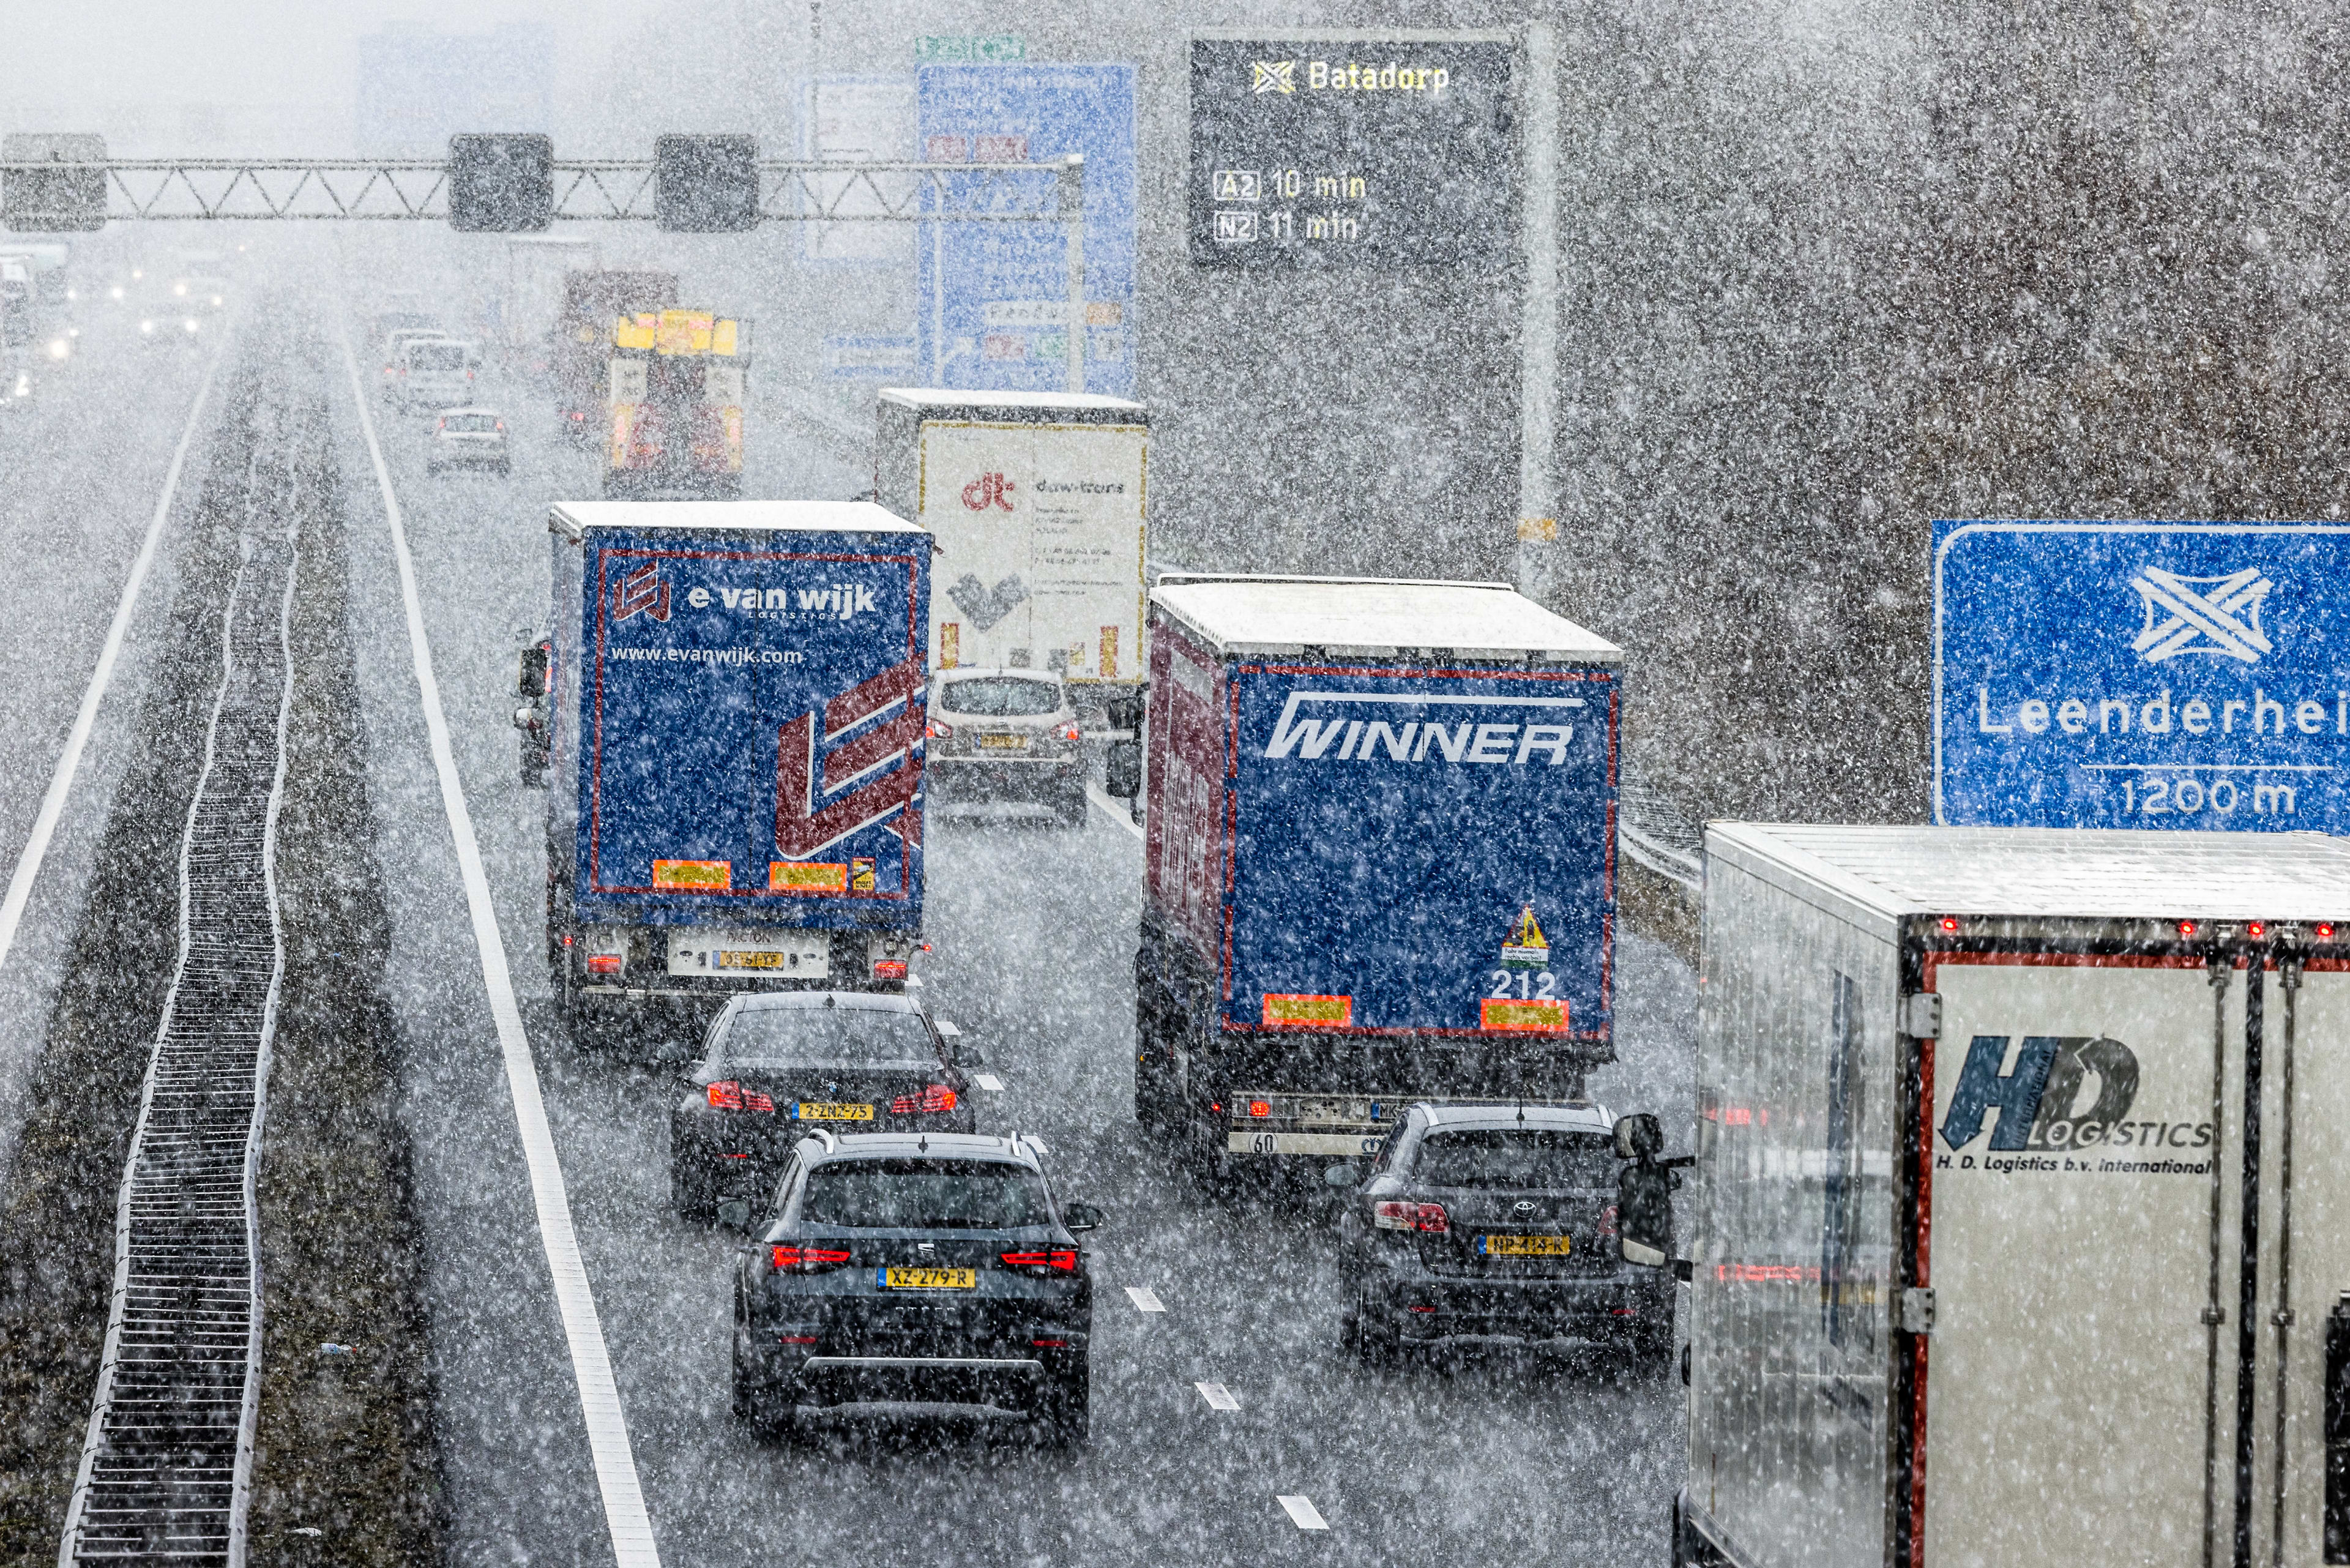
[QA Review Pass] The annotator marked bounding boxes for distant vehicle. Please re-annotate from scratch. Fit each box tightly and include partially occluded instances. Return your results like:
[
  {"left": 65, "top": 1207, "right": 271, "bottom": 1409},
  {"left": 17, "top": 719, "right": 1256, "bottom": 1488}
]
[
  {"left": 0, "top": 259, "right": 31, "bottom": 348},
  {"left": 923, "top": 668, "right": 1086, "bottom": 826},
  {"left": 602, "top": 308, "right": 750, "bottom": 498},
  {"left": 1330, "top": 1101, "right": 1675, "bottom": 1371},
  {"left": 138, "top": 313, "right": 204, "bottom": 349},
  {"left": 394, "top": 336, "right": 476, "bottom": 412},
  {"left": 378, "top": 328, "right": 452, "bottom": 394},
  {"left": 726, "top": 1130, "right": 1101, "bottom": 1445},
  {"left": 553, "top": 268, "right": 675, "bottom": 441},
  {"left": 427, "top": 408, "right": 509, "bottom": 476},
  {"left": 668, "top": 991, "right": 974, "bottom": 1218},
  {"left": 3, "top": 364, "right": 32, "bottom": 408},
  {"left": 371, "top": 308, "right": 438, "bottom": 351}
]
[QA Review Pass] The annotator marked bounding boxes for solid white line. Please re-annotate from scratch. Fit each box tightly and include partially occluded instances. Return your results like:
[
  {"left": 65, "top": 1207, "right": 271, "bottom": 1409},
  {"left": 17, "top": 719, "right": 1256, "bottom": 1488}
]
[
  {"left": 0, "top": 349, "right": 220, "bottom": 977},
  {"left": 1124, "top": 1285, "right": 1166, "bottom": 1313},
  {"left": 1086, "top": 782, "right": 1144, "bottom": 840},
  {"left": 1277, "top": 1495, "right": 1330, "bottom": 1531},
  {"left": 1195, "top": 1381, "right": 1240, "bottom": 1412},
  {"left": 340, "top": 338, "right": 662, "bottom": 1568}
]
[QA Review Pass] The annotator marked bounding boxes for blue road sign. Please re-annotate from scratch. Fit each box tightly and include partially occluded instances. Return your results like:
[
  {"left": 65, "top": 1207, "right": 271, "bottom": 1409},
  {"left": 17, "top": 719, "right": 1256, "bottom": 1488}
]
[
  {"left": 1936, "top": 520, "right": 2350, "bottom": 832},
  {"left": 914, "top": 64, "right": 1136, "bottom": 398}
]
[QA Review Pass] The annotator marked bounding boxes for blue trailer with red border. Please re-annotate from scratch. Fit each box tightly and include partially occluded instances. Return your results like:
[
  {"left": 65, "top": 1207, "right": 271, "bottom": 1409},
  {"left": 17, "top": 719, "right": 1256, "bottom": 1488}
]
[
  {"left": 1132, "top": 575, "right": 1624, "bottom": 1183},
  {"left": 540, "top": 500, "right": 931, "bottom": 1050}
]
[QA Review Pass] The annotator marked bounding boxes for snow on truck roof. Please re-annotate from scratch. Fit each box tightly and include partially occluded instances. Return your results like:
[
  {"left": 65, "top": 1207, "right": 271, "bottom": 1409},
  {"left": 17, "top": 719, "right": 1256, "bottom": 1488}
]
[
  {"left": 548, "top": 500, "right": 924, "bottom": 541},
  {"left": 1710, "top": 823, "right": 2350, "bottom": 922},
  {"left": 878, "top": 387, "right": 1145, "bottom": 415},
  {"left": 1149, "top": 575, "right": 1621, "bottom": 662}
]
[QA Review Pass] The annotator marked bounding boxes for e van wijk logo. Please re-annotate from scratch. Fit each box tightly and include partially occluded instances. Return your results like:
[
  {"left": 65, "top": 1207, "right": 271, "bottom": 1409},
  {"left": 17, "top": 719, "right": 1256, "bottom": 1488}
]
[
  {"left": 1936, "top": 1033, "right": 2212, "bottom": 1174},
  {"left": 2130, "top": 566, "right": 2274, "bottom": 665}
]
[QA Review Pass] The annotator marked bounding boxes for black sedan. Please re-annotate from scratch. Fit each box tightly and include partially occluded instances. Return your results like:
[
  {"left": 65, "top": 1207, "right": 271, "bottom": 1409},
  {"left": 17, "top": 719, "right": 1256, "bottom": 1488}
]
[
  {"left": 670, "top": 991, "right": 974, "bottom": 1218},
  {"left": 1333, "top": 1101, "right": 1675, "bottom": 1370},
  {"left": 729, "top": 1132, "right": 1101, "bottom": 1444}
]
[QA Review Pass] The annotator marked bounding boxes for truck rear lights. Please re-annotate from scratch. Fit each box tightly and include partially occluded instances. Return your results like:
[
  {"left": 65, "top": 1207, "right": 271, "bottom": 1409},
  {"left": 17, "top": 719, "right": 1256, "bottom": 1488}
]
[
  {"left": 2322, "top": 924, "right": 2338, "bottom": 941},
  {"left": 778, "top": 1334, "right": 819, "bottom": 1345},
  {"left": 1030, "top": 1337, "right": 1070, "bottom": 1348},
  {"left": 1248, "top": 1100, "right": 1272, "bottom": 1118},
  {"left": 1001, "top": 1249, "right": 1079, "bottom": 1274},
  {"left": 770, "top": 1244, "right": 851, "bottom": 1273},
  {"left": 1938, "top": 917, "right": 1960, "bottom": 933},
  {"left": 2248, "top": 922, "right": 2267, "bottom": 938},
  {"left": 586, "top": 953, "right": 623, "bottom": 975},
  {"left": 1374, "top": 1201, "right": 1449, "bottom": 1234},
  {"left": 1058, "top": 722, "right": 1081, "bottom": 742},
  {"left": 871, "top": 958, "right": 909, "bottom": 981},
  {"left": 890, "top": 1085, "right": 957, "bottom": 1114},
  {"left": 926, "top": 719, "right": 952, "bottom": 739},
  {"left": 2179, "top": 920, "right": 2199, "bottom": 936},
  {"left": 707, "top": 1080, "right": 775, "bottom": 1112}
]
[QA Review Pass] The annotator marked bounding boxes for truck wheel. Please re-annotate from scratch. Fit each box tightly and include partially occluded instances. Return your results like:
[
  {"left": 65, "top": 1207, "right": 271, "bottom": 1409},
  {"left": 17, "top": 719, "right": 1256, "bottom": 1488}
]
[{"left": 1039, "top": 1367, "right": 1089, "bottom": 1447}]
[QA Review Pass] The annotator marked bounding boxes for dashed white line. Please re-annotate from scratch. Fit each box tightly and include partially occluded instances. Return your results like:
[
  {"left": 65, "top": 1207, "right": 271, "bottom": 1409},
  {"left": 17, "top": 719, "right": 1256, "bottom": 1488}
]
[
  {"left": 340, "top": 337, "right": 662, "bottom": 1568},
  {"left": 974, "top": 1073, "right": 1005, "bottom": 1092},
  {"left": 1125, "top": 1285, "right": 1166, "bottom": 1313},
  {"left": 1086, "top": 782, "right": 1144, "bottom": 840},
  {"left": 1278, "top": 1495, "right": 1330, "bottom": 1531},
  {"left": 1195, "top": 1381, "right": 1240, "bottom": 1411},
  {"left": 0, "top": 346, "right": 221, "bottom": 978}
]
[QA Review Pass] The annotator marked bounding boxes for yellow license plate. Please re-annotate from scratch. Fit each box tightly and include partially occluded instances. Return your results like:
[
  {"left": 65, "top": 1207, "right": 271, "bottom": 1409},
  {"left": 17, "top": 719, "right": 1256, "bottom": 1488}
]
[
  {"left": 1480, "top": 1233, "right": 1571, "bottom": 1257},
  {"left": 978, "top": 733, "right": 1030, "bottom": 750},
  {"left": 716, "top": 950, "right": 790, "bottom": 969},
  {"left": 882, "top": 1266, "right": 975, "bottom": 1290},
  {"left": 797, "top": 1102, "right": 874, "bottom": 1121}
]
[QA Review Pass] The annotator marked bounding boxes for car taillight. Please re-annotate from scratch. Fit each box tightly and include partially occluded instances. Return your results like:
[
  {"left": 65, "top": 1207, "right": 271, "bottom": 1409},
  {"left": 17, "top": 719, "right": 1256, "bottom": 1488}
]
[
  {"left": 926, "top": 719, "right": 952, "bottom": 739},
  {"left": 890, "top": 1083, "right": 958, "bottom": 1114},
  {"left": 708, "top": 1080, "right": 774, "bottom": 1112},
  {"left": 585, "top": 953, "right": 622, "bottom": 975},
  {"left": 1058, "top": 722, "right": 1080, "bottom": 741},
  {"left": 770, "top": 1245, "right": 851, "bottom": 1273},
  {"left": 1001, "top": 1249, "right": 1079, "bottom": 1274},
  {"left": 1373, "top": 1201, "right": 1449, "bottom": 1234},
  {"left": 496, "top": 420, "right": 505, "bottom": 432},
  {"left": 436, "top": 419, "right": 446, "bottom": 431},
  {"left": 872, "top": 958, "right": 909, "bottom": 981},
  {"left": 569, "top": 410, "right": 586, "bottom": 421},
  {"left": 1598, "top": 1204, "right": 1619, "bottom": 1239}
]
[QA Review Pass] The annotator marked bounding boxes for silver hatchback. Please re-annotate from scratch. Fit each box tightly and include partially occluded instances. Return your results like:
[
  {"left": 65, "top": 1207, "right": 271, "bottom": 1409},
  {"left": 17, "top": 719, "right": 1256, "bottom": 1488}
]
[
  {"left": 428, "top": 408, "right": 510, "bottom": 476},
  {"left": 924, "top": 669, "right": 1086, "bottom": 826}
]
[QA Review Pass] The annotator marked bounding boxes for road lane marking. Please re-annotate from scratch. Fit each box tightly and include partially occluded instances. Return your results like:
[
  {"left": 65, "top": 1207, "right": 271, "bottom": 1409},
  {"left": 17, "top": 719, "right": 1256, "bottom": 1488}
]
[
  {"left": 0, "top": 346, "right": 222, "bottom": 978},
  {"left": 1125, "top": 1286, "right": 1166, "bottom": 1313},
  {"left": 1278, "top": 1495, "right": 1330, "bottom": 1531},
  {"left": 1195, "top": 1381, "right": 1240, "bottom": 1411},
  {"left": 340, "top": 337, "right": 662, "bottom": 1568},
  {"left": 1086, "top": 782, "right": 1144, "bottom": 840},
  {"left": 974, "top": 1073, "right": 1005, "bottom": 1092}
]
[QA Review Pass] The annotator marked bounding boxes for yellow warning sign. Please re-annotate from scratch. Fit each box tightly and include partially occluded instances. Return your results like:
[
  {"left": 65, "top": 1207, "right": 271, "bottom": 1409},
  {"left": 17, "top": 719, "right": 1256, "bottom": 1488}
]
[{"left": 1500, "top": 903, "right": 1550, "bottom": 968}]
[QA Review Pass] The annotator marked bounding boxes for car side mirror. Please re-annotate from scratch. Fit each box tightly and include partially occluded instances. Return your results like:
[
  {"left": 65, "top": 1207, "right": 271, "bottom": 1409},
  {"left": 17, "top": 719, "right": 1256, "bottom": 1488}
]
[
  {"left": 1062, "top": 1201, "right": 1103, "bottom": 1233},
  {"left": 1614, "top": 1113, "right": 1663, "bottom": 1162},
  {"left": 936, "top": 1019, "right": 961, "bottom": 1061},
  {"left": 715, "top": 1198, "right": 753, "bottom": 1233},
  {"left": 1105, "top": 693, "right": 1143, "bottom": 734},
  {"left": 517, "top": 641, "right": 550, "bottom": 699},
  {"left": 1106, "top": 738, "right": 1142, "bottom": 799}
]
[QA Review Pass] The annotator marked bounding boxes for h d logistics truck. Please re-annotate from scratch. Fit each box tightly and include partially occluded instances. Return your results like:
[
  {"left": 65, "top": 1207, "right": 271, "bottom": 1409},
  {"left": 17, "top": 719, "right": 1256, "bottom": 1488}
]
[
  {"left": 527, "top": 501, "right": 930, "bottom": 1051},
  {"left": 605, "top": 308, "right": 750, "bottom": 499},
  {"left": 1131, "top": 575, "right": 1623, "bottom": 1183},
  {"left": 1672, "top": 823, "right": 2350, "bottom": 1568}
]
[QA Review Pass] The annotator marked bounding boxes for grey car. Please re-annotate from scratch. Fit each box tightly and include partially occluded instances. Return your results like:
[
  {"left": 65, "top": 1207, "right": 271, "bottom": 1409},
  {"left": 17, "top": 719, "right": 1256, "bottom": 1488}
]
[
  {"left": 923, "top": 668, "right": 1086, "bottom": 826},
  {"left": 427, "top": 407, "right": 509, "bottom": 475}
]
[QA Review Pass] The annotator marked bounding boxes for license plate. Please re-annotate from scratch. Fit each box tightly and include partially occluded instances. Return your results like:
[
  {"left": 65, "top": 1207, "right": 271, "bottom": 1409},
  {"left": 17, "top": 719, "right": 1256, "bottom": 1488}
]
[
  {"left": 796, "top": 1102, "right": 874, "bottom": 1121},
  {"left": 1480, "top": 1233, "right": 1571, "bottom": 1257},
  {"left": 881, "top": 1266, "right": 975, "bottom": 1290},
  {"left": 978, "top": 733, "right": 1030, "bottom": 750},
  {"left": 717, "top": 950, "right": 791, "bottom": 969}
]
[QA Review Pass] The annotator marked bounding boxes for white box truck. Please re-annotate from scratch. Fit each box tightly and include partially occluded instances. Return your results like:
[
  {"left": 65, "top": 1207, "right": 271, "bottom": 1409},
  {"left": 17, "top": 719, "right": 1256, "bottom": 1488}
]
[
  {"left": 873, "top": 388, "right": 1147, "bottom": 706},
  {"left": 1674, "top": 823, "right": 2350, "bottom": 1568}
]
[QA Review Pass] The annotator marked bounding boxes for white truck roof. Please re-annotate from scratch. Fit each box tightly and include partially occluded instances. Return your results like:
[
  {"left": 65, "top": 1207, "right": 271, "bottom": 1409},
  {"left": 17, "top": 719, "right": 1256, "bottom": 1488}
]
[
  {"left": 548, "top": 500, "right": 923, "bottom": 542},
  {"left": 1149, "top": 575, "right": 1622, "bottom": 663},
  {"left": 1710, "top": 822, "right": 2350, "bottom": 923},
  {"left": 879, "top": 387, "right": 1145, "bottom": 415}
]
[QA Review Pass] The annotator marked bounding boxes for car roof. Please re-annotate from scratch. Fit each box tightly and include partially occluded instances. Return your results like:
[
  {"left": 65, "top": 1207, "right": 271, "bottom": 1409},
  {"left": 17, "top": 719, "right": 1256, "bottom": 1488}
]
[
  {"left": 733, "top": 989, "right": 923, "bottom": 1015},
  {"left": 1411, "top": 1100, "right": 1614, "bottom": 1135},
  {"left": 436, "top": 406, "right": 502, "bottom": 417},
  {"left": 808, "top": 1132, "right": 1042, "bottom": 1170},
  {"left": 932, "top": 667, "right": 1062, "bottom": 684}
]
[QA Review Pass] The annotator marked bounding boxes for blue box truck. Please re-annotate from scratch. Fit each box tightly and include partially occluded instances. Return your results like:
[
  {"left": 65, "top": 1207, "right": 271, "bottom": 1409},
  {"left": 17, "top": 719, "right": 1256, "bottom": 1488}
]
[
  {"left": 1130, "top": 575, "right": 1624, "bottom": 1182},
  {"left": 530, "top": 501, "right": 931, "bottom": 1050}
]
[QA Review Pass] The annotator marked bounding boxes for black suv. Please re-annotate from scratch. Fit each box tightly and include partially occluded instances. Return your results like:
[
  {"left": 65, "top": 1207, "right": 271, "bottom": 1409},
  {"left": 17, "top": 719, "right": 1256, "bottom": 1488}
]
[
  {"left": 729, "top": 1132, "right": 1101, "bottom": 1444},
  {"left": 670, "top": 991, "right": 974, "bottom": 1219},
  {"left": 1334, "top": 1101, "right": 1675, "bottom": 1369}
]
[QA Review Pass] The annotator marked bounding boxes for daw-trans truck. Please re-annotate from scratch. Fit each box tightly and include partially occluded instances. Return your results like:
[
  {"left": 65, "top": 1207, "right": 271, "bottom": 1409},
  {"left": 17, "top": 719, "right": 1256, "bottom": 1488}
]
[
  {"left": 527, "top": 500, "right": 930, "bottom": 1053},
  {"left": 1674, "top": 823, "right": 2350, "bottom": 1568},
  {"left": 1132, "top": 575, "right": 1623, "bottom": 1183},
  {"left": 873, "top": 388, "right": 1147, "bottom": 709}
]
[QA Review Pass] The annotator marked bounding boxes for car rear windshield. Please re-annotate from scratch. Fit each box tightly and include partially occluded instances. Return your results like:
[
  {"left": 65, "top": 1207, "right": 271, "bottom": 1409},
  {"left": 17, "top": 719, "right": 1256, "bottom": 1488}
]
[
  {"left": 1410, "top": 1129, "right": 1619, "bottom": 1189},
  {"left": 801, "top": 1159, "right": 1051, "bottom": 1229},
  {"left": 940, "top": 677, "right": 1059, "bottom": 717},
  {"left": 441, "top": 413, "right": 498, "bottom": 432},
  {"left": 717, "top": 1006, "right": 934, "bottom": 1066},
  {"left": 409, "top": 344, "right": 467, "bottom": 371}
]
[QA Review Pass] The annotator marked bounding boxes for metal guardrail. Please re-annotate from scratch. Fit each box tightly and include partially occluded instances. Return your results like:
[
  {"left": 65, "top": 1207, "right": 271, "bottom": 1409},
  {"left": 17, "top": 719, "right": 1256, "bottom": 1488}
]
[
  {"left": 1619, "top": 779, "right": 1704, "bottom": 891},
  {"left": 0, "top": 159, "right": 1077, "bottom": 224},
  {"left": 57, "top": 409, "right": 299, "bottom": 1568}
]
